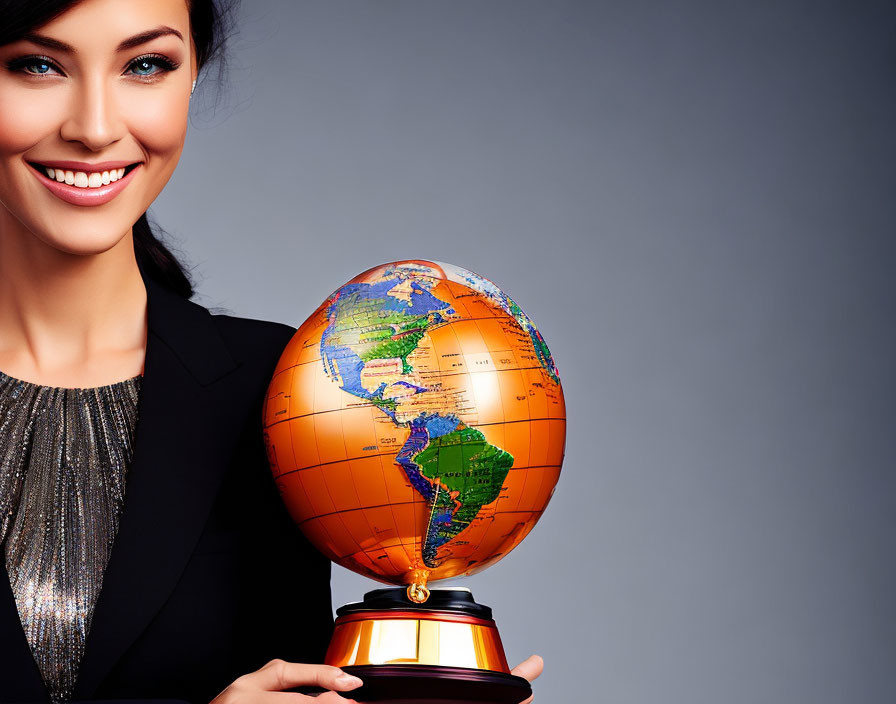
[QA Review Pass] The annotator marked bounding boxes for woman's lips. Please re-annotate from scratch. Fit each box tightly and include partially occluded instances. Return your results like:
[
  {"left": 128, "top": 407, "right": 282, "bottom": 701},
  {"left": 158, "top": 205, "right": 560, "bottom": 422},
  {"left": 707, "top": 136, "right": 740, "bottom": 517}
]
[{"left": 29, "top": 161, "right": 142, "bottom": 206}]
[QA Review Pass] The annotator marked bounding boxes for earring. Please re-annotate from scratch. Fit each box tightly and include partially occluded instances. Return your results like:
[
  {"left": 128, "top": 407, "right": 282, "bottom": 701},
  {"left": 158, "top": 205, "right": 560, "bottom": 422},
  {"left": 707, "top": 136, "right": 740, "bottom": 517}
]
[{"left": 191, "top": 79, "right": 197, "bottom": 95}]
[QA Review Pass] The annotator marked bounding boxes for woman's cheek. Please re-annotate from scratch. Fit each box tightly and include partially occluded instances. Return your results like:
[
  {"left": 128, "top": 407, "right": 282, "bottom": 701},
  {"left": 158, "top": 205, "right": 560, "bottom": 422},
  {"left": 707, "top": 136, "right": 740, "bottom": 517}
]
[
  {"left": 0, "top": 84, "right": 61, "bottom": 156},
  {"left": 124, "top": 87, "right": 190, "bottom": 202},
  {"left": 127, "top": 87, "right": 189, "bottom": 157},
  {"left": 0, "top": 85, "right": 60, "bottom": 218}
]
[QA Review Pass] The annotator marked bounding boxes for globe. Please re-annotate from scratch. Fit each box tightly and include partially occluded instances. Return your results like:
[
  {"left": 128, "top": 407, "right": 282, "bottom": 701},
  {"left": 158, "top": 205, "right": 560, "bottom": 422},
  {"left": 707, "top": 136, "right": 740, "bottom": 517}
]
[{"left": 262, "top": 260, "right": 565, "bottom": 592}]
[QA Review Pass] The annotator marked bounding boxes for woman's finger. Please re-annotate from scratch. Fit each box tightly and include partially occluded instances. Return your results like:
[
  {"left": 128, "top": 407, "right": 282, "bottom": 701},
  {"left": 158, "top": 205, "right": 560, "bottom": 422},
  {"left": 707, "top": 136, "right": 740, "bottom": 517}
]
[
  {"left": 216, "top": 690, "right": 357, "bottom": 703},
  {"left": 212, "top": 684, "right": 358, "bottom": 703},
  {"left": 510, "top": 654, "right": 544, "bottom": 683},
  {"left": 312, "top": 693, "right": 359, "bottom": 703},
  {"left": 237, "top": 659, "right": 363, "bottom": 692},
  {"left": 272, "top": 692, "right": 357, "bottom": 703}
]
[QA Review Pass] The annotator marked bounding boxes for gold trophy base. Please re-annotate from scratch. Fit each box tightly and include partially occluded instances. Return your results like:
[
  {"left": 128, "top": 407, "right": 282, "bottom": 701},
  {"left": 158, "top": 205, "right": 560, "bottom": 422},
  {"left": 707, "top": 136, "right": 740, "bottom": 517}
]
[{"left": 322, "top": 587, "right": 531, "bottom": 703}]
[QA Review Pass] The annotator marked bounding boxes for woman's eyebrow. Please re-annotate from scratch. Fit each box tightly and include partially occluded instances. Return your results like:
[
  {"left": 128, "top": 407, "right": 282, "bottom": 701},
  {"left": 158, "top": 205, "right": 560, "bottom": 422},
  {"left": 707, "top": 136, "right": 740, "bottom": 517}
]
[{"left": 19, "top": 26, "right": 184, "bottom": 54}]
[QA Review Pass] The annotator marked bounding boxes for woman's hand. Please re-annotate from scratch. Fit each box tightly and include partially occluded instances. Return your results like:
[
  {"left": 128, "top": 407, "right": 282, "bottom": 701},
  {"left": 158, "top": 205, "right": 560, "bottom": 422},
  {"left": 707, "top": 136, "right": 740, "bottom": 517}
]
[
  {"left": 210, "top": 654, "right": 541, "bottom": 703},
  {"left": 209, "top": 659, "right": 363, "bottom": 703},
  {"left": 511, "top": 654, "right": 544, "bottom": 704}
]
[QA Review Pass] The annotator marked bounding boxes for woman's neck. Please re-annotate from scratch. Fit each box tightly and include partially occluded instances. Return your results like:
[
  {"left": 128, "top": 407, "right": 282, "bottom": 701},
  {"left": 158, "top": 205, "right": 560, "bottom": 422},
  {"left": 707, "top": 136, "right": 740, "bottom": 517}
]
[{"left": 0, "top": 226, "right": 148, "bottom": 388}]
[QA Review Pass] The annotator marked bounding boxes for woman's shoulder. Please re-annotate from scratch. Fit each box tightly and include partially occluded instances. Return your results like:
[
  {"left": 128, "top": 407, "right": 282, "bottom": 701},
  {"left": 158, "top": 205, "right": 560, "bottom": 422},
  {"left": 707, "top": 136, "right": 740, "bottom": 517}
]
[
  {"left": 207, "top": 310, "right": 297, "bottom": 368},
  {"left": 210, "top": 310, "right": 297, "bottom": 344},
  {"left": 145, "top": 274, "right": 298, "bottom": 373}
]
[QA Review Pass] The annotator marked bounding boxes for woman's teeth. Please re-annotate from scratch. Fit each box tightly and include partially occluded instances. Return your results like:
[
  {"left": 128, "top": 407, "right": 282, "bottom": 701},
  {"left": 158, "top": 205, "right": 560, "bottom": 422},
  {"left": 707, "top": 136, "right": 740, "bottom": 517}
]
[{"left": 44, "top": 167, "right": 127, "bottom": 188}]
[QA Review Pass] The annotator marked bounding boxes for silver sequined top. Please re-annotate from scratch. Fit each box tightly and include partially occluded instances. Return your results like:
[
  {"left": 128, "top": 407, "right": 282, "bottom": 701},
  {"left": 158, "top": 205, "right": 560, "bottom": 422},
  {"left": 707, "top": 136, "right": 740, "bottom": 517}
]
[{"left": 0, "top": 369, "right": 142, "bottom": 703}]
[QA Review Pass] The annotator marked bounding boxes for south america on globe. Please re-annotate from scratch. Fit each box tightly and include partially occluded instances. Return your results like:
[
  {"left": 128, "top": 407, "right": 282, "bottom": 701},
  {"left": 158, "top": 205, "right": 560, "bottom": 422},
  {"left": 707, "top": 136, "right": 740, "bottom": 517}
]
[{"left": 263, "top": 260, "right": 565, "bottom": 589}]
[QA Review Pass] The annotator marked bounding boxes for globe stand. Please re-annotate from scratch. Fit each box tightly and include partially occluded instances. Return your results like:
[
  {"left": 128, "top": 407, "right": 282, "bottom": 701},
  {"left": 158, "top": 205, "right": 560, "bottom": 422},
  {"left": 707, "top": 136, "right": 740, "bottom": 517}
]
[{"left": 313, "top": 587, "right": 532, "bottom": 703}]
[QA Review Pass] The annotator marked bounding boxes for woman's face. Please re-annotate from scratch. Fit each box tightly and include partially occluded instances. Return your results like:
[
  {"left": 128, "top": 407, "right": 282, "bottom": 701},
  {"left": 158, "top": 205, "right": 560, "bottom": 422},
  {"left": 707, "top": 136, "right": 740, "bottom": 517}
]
[{"left": 0, "top": 0, "right": 196, "bottom": 256}]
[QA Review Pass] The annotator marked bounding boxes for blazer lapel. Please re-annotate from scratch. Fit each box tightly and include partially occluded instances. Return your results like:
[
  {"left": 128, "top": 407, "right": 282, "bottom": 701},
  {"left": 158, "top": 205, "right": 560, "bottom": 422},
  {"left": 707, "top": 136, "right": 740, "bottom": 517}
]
[
  {"left": 71, "top": 272, "right": 245, "bottom": 698},
  {"left": 0, "top": 563, "right": 45, "bottom": 697}
]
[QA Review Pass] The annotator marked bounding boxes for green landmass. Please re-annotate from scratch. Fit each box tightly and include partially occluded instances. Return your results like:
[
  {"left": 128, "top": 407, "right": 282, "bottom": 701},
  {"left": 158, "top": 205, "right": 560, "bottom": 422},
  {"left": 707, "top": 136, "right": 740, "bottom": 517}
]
[
  {"left": 358, "top": 317, "right": 428, "bottom": 374},
  {"left": 328, "top": 291, "right": 432, "bottom": 374},
  {"left": 370, "top": 397, "right": 398, "bottom": 414},
  {"left": 415, "top": 425, "right": 514, "bottom": 550}
]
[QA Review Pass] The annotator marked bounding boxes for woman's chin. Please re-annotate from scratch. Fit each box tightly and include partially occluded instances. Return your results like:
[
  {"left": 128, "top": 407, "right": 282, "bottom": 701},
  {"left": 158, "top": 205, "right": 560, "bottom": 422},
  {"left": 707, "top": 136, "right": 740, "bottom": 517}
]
[{"left": 31, "top": 223, "right": 136, "bottom": 258}]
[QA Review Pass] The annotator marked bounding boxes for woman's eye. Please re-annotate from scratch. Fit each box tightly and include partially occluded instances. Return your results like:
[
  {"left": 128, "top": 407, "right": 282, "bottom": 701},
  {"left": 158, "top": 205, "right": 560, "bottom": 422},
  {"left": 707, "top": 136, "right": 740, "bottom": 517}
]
[
  {"left": 7, "top": 56, "right": 62, "bottom": 76},
  {"left": 127, "top": 55, "right": 177, "bottom": 78},
  {"left": 27, "top": 61, "right": 55, "bottom": 75}
]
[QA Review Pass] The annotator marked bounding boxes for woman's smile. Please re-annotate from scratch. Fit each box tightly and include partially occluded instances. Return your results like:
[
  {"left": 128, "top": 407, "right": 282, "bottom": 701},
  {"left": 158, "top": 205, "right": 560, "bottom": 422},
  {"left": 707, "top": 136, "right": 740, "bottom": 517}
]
[{"left": 27, "top": 159, "right": 143, "bottom": 206}]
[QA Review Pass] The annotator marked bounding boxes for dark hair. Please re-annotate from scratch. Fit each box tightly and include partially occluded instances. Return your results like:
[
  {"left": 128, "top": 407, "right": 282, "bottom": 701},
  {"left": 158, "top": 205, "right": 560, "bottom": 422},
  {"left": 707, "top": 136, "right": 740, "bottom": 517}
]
[{"left": 0, "top": 0, "right": 240, "bottom": 298}]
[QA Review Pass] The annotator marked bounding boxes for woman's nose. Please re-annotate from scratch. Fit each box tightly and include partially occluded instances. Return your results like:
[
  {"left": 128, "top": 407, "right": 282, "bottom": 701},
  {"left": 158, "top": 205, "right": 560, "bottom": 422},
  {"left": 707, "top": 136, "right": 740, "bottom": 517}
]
[{"left": 59, "top": 76, "right": 126, "bottom": 151}]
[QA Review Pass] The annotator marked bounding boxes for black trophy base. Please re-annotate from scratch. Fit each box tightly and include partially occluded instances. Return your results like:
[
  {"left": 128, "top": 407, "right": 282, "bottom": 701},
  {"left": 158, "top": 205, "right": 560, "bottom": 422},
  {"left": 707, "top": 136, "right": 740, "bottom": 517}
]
[
  {"left": 288, "top": 664, "right": 531, "bottom": 703},
  {"left": 340, "top": 664, "right": 531, "bottom": 703}
]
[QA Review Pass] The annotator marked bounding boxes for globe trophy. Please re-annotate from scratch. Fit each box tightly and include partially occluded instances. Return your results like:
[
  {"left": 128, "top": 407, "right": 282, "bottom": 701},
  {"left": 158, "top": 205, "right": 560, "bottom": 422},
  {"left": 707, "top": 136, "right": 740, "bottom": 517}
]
[{"left": 263, "top": 260, "right": 565, "bottom": 703}]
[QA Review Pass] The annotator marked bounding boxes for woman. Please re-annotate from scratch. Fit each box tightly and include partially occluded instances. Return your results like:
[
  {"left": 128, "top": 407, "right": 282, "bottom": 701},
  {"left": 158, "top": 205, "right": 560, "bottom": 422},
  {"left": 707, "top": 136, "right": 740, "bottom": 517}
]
[{"left": 0, "top": 0, "right": 542, "bottom": 702}]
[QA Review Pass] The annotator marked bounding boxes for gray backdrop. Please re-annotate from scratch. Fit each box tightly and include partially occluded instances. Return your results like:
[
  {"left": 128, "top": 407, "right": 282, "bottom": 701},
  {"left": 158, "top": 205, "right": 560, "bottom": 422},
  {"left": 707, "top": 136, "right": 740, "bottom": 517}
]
[{"left": 150, "top": 1, "right": 896, "bottom": 701}]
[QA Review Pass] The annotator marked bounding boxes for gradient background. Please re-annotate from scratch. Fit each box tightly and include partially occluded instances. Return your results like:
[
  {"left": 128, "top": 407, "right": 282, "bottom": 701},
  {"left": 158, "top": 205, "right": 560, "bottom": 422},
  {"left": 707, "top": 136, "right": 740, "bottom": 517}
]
[{"left": 149, "top": 1, "right": 895, "bottom": 701}]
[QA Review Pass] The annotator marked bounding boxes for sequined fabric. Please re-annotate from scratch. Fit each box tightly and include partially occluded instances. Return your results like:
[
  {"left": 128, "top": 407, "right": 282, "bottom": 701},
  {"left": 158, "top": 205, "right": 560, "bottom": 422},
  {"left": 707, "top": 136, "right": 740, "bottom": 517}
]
[{"left": 0, "top": 370, "right": 142, "bottom": 703}]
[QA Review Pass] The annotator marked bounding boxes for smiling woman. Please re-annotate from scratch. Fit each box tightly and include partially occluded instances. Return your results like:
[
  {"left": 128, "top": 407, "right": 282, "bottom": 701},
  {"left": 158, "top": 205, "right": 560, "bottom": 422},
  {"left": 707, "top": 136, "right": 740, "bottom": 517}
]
[
  {"left": 0, "top": 1, "right": 364, "bottom": 703},
  {"left": 0, "top": 1, "right": 197, "bottom": 297}
]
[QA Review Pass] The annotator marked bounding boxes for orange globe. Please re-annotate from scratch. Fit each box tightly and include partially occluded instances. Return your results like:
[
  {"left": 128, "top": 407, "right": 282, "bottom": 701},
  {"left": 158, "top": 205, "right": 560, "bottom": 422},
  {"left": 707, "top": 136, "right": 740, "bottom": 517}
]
[{"left": 263, "top": 260, "right": 565, "bottom": 589}]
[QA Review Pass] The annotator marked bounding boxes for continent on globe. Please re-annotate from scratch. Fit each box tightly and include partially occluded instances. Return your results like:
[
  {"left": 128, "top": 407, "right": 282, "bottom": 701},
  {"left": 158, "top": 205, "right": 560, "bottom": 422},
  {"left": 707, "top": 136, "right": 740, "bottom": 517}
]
[
  {"left": 413, "top": 423, "right": 514, "bottom": 566},
  {"left": 263, "top": 260, "right": 565, "bottom": 587}
]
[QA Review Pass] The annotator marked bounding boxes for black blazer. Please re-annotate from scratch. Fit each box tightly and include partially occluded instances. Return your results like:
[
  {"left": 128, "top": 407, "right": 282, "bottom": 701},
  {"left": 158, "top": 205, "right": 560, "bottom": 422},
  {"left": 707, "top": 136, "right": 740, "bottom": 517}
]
[{"left": 0, "top": 271, "right": 334, "bottom": 703}]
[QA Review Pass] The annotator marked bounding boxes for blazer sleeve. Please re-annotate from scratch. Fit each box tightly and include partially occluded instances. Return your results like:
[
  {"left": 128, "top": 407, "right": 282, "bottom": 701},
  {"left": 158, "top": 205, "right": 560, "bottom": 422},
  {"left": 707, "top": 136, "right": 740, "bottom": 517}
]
[{"left": 215, "top": 318, "right": 335, "bottom": 678}]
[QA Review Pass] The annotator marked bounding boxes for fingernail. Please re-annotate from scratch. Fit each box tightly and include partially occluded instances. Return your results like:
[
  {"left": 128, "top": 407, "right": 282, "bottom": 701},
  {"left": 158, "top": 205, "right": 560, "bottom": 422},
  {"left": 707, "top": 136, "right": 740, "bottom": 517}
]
[{"left": 337, "top": 672, "right": 363, "bottom": 686}]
